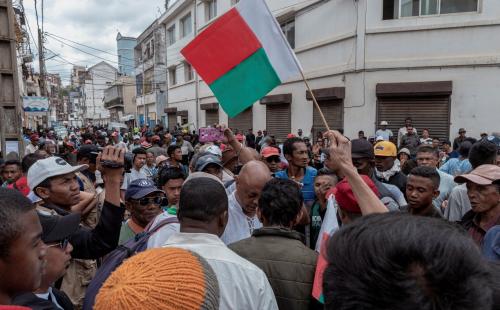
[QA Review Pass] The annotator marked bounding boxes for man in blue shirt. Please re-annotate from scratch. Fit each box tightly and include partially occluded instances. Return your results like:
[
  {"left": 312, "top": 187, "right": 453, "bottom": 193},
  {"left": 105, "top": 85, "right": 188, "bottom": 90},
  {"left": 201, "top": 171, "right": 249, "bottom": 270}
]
[{"left": 275, "top": 137, "right": 317, "bottom": 204}]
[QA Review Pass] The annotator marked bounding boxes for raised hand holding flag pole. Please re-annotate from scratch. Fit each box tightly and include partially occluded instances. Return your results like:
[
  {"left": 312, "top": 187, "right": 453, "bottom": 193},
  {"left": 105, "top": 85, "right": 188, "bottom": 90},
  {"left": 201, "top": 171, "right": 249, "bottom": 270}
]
[{"left": 181, "top": 0, "right": 330, "bottom": 130}]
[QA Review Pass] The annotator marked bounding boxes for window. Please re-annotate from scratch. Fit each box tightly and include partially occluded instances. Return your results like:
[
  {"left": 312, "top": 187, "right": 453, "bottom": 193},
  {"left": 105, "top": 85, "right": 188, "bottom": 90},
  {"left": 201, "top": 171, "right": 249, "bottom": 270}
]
[
  {"left": 280, "top": 19, "right": 295, "bottom": 49},
  {"left": 169, "top": 66, "right": 177, "bottom": 86},
  {"left": 180, "top": 13, "right": 192, "bottom": 38},
  {"left": 144, "top": 69, "right": 154, "bottom": 93},
  {"left": 136, "top": 73, "right": 143, "bottom": 95},
  {"left": 167, "top": 25, "right": 176, "bottom": 45},
  {"left": 231, "top": 0, "right": 239, "bottom": 5},
  {"left": 383, "top": 0, "right": 478, "bottom": 19},
  {"left": 206, "top": 0, "right": 217, "bottom": 21},
  {"left": 184, "top": 62, "right": 193, "bottom": 82}
]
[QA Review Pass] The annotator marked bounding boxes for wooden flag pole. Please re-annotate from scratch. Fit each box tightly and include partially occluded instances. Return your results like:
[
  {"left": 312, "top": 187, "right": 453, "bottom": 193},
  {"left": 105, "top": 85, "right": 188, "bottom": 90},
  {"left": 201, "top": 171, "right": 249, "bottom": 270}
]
[{"left": 299, "top": 69, "right": 330, "bottom": 132}]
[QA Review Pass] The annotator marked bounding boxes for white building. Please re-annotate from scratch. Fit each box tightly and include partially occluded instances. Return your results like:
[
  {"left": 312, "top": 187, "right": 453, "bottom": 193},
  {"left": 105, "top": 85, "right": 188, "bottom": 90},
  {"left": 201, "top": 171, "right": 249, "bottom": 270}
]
[
  {"left": 159, "top": 0, "right": 500, "bottom": 141},
  {"left": 134, "top": 20, "right": 167, "bottom": 127},
  {"left": 82, "top": 61, "right": 118, "bottom": 124}
]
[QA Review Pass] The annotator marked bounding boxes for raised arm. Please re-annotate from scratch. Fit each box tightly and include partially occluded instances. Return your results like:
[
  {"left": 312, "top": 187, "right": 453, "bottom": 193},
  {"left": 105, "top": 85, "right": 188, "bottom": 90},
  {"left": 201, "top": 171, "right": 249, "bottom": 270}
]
[{"left": 324, "top": 130, "right": 388, "bottom": 215}]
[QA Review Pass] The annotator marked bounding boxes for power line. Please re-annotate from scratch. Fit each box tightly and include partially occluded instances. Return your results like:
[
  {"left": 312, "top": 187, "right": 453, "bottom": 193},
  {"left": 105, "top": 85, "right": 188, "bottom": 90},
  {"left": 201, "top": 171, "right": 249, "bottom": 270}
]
[
  {"left": 45, "top": 34, "right": 136, "bottom": 68},
  {"left": 46, "top": 32, "right": 136, "bottom": 62}
]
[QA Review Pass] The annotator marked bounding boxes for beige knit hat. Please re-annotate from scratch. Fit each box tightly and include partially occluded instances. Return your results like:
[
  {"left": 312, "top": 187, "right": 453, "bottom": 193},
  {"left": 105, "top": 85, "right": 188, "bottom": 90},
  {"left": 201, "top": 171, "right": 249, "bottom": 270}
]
[{"left": 95, "top": 247, "right": 219, "bottom": 310}]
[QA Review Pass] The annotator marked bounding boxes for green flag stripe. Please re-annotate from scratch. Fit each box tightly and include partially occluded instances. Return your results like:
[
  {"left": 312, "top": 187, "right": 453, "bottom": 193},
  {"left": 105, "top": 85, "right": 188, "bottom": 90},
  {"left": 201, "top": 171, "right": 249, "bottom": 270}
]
[{"left": 209, "top": 48, "right": 281, "bottom": 118}]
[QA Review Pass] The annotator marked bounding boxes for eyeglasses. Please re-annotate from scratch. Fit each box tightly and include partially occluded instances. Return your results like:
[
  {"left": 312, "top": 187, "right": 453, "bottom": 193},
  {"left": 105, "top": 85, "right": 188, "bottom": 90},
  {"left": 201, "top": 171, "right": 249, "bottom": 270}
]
[
  {"left": 266, "top": 156, "right": 281, "bottom": 163},
  {"left": 133, "top": 196, "right": 166, "bottom": 206},
  {"left": 47, "top": 238, "right": 70, "bottom": 250}
]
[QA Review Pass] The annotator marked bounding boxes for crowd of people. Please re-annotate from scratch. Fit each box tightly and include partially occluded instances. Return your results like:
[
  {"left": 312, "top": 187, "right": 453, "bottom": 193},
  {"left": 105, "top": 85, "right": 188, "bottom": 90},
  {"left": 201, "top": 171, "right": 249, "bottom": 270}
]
[{"left": 0, "top": 119, "right": 499, "bottom": 310}]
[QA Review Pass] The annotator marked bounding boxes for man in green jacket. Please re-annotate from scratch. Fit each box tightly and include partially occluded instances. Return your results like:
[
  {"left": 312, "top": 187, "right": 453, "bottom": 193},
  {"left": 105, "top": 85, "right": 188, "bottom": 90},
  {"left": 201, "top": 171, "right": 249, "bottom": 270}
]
[{"left": 229, "top": 178, "right": 320, "bottom": 310}]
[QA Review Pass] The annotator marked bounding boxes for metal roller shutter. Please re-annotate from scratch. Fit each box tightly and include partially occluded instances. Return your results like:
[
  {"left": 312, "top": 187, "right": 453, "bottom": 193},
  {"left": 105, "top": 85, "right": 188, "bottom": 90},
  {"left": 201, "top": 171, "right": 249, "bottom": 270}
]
[
  {"left": 205, "top": 110, "right": 219, "bottom": 127},
  {"left": 228, "top": 107, "right": 253, "bottom": 133},
  {"left": 376, "top": 96, "right": 451, "bottom": 141},
  {"left": 167, "top": 113, "right": 177, "bottom": 132},
  {"left": 266, "top": 103, "right": 291, "bottom": 142},
  {"left": 312, "top": 99, "right": 344, "bottom": 134}
]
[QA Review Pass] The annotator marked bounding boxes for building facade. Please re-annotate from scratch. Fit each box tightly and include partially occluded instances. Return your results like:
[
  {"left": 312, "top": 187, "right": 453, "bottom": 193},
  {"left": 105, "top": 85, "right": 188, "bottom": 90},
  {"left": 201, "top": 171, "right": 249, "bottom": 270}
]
[
  {"left": 116, "top": 33, "right": 136, "bottom": 76},
  {"left": 134, "top": 19, "right": 167, "bottom": 127},
  {"left": 103, "top": 75, "right": 137, "bottom": 122},
  {"left": 157, "top": 0, "right": 499, "bottom": 141},
  {"left": 82, "top": 61, "right": 118, "bottom": 124}
]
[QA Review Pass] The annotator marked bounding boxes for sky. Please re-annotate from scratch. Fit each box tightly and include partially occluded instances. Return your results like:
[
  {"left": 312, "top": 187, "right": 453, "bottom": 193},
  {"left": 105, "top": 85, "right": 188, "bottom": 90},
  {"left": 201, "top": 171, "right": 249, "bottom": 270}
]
[{"left": 23, "top": 0, "right": 170, "bottom": 86}]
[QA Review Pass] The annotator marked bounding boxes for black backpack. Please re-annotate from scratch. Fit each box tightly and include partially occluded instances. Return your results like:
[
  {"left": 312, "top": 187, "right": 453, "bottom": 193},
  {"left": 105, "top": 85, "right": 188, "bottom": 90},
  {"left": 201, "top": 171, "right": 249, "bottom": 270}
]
[{"left": 83, "top": 217, "right": 178, "bottom": 310}]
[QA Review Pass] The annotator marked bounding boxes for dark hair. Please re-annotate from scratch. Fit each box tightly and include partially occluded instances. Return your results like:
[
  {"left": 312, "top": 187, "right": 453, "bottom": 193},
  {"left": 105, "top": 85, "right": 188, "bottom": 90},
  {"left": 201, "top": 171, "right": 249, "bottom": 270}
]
[
  {"left": 317, "top": 168, "right": 337, "bottom": 177},
  {"left": 157, "top": 166, "right": 186, "bottom": 187},
  {"left": 323, "top": 213, "right": 495, "bottom": 310},
  {"left": 464, "top": 137, "right": 477, "bottom": 145},
  {"left": 416, "top": 145, "right": 439, "bottom": 158},
  {"left": 258, "top": 179, "right": 303, "bottom": 226},
  {"left": 283, "top": 137, "right": 305, "bottom": 156},
  {"left": 358, "top": 130, "right": 364, "bottom": 135},
  {"left": 167, "top": 145, "right": 181, "bottom": 158},
  {"left": 132, "top": 148, "right": 147, "bottom": 156},
  {"left": 401, "top": 159, "right": 418, "bottom": 175},
  {"left": 3, "top": 160, "right": 21, "bottom": 169},
  {"left": 409, "top": 166, "right": 440, "bottom": 189},
  {"left": 469, "top": 139, "right": 498, "bottom": 169},
  {"left": 422, "top": 128, "right": 429, "bottom": 133},
  {"left": 457, "top": 141, "right": 472, "bottom": 158},
  {"left": 405, "top": 117, "right": 412, "bottom": 121},
  {"left": 22, "top": 153, "right": 43, "bottom": 174},
  {"left": 178, "top": 177, "right": 228, "bottom": 222},
  {"left": 0, "top": 188, "right": 35, "bottom": 258}
]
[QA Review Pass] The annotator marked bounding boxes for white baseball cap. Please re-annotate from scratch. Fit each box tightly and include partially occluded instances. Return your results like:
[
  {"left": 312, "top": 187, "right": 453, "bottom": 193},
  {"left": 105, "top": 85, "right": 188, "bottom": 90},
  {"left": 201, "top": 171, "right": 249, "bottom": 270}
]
[
  {"left": 28, "top": 156, "right": 88, "bottom": 190},
  {"left": 380, "top": 121, "right": 388, "bottom": 126},
  {"left": 205, "top": 145, "right": 222, "bottom": 157}
]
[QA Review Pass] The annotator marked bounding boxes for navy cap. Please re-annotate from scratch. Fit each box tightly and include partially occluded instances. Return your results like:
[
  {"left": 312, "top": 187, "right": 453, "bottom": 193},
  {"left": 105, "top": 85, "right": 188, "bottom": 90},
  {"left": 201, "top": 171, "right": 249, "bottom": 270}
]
[
  {"left": 195, "top": 155, "right": 223, "bottom": 172},
  {"left": 125, "top": 178, "right": 164, "bottom": 201}
]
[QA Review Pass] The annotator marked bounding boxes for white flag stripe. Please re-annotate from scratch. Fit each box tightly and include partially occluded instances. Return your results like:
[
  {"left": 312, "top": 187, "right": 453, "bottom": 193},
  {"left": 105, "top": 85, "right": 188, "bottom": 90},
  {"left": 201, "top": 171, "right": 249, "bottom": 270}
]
[{"left": 237, "top": 0, "right": 302, "bottom": 83}]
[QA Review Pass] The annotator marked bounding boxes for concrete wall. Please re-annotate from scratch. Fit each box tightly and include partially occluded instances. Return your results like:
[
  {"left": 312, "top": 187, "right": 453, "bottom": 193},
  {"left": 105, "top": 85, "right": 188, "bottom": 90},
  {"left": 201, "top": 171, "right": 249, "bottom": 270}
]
[{"left": 158, "top": 0, "right": 500, "bottom": 138}]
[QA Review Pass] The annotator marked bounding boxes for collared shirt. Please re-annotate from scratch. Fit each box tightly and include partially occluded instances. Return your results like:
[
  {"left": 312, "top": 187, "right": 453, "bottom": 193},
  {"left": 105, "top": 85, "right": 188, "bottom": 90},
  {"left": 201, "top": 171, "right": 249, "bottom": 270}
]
[
  {"left": 146, "top": 210, "right": 180, "bottom": 249},
  {"left": 460, "top": 210, "right": 500, "bottom": 246},
  {"left": 34, "top": 287, "right": 63, "bottom": 310},
  {"left": 163, "top": 232, "right": 278, "bottom": 310},
  {"left": 397, "top": 127, "right": 418, "bottom": 148},
  {"left": 118, "top": 219, "right": 144, "bottom": 245},
  {"left": 141, "top": 164, "right": 157, "bottom": 180},
  {"left": 221, "top": 191, "right": 262, "bottom": 245},
  {"left": 275, "top": 166, "right": 317, "bottom": 203},
  {"left": 121, "top": 167, "right": 147, "bottom": 190},
  {"left": 434, "top": 169, "right": 457, "bottom": 209}
]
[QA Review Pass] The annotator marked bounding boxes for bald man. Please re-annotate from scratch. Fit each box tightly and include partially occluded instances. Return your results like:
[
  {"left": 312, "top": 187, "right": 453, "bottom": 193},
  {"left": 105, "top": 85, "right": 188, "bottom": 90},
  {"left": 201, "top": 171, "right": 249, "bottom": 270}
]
[{"left": 221, "top": 161, "right": 272, "bottom": 245}]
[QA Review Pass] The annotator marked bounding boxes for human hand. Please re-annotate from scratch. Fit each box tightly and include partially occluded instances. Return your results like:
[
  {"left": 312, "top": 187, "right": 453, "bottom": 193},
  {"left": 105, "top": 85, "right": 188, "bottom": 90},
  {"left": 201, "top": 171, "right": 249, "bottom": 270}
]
[
  {"left": 97, "top": 146, "right": 124, "bottom": 182},
  {"left": 324, "top": 130, "right": 354, "bottom": 174}
]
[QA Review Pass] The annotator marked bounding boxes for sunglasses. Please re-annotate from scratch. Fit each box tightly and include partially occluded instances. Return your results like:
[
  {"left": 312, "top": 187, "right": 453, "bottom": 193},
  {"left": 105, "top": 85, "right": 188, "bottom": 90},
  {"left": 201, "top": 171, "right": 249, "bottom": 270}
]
[
  {"left": 266, "top": 156, "right": 281, "bottom": 163},
  {"left": 133, "top": 196, "right": 166, "bottom": 206},
  {"left": 47, "top": 237, "right": 70, "bottom": 250}
]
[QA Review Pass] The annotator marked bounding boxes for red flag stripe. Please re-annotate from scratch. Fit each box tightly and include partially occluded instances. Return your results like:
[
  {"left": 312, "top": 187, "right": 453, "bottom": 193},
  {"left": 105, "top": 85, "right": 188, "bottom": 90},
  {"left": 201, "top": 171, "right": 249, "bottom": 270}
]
[{"left": 181, "top": 8, "right": 262, "bottom": 85}]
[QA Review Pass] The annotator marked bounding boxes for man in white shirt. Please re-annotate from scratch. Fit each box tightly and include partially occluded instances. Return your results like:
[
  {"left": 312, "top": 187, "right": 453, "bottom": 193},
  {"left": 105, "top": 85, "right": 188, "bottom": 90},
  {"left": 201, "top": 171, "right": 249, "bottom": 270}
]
[
  {"left": 163, "top": 177, "right": 278, "bottom": 310},
  {"left": 220, "top": 161, "right": 272, "bottom": 245},
  {"left": 375, "top": 121, "right": 393, "bottom": 141},
  {"left": 25, "top": 134, "right": 40, "bottom": 154}
]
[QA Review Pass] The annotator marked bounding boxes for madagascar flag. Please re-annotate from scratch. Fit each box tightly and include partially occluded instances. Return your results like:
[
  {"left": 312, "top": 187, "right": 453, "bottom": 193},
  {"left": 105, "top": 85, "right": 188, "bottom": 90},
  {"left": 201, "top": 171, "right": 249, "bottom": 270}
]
[{"left": 181, "top": 0, "right": 301, "bottom": 118}]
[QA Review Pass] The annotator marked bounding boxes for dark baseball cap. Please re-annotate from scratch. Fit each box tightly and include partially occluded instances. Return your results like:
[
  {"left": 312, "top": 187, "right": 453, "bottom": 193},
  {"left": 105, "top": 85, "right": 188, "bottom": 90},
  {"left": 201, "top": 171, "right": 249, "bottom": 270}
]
[
  {"left": 38, "top": 212, "right": 81, "bottom": 243},
  {"left": 351, "top": 139, "right": 374, "bottom": 159},
  {"left": 125, "top": 178, "right": 164, "bottom": 201},
  {"left": 77, "top": 144, "right": 99, "bottom": 162},
  {"left": 195, "top": 154, "right": 223, "bottom": 172}
]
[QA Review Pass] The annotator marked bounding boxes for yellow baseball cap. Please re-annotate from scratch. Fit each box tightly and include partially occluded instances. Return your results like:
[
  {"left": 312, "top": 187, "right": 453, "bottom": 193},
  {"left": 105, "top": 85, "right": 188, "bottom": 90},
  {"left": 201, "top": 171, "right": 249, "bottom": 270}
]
[{"left": 374, "top": 141, "right": 397, "bottom": 157}]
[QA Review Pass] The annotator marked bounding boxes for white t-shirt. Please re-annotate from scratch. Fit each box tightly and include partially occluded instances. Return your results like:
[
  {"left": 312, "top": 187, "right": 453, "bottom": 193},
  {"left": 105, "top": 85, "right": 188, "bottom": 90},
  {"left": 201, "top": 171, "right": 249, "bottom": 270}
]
[
  {"left": 147, "top": 211, "right": 180, "bottom": 249},
  {"left": 220, "top": 191, "right": 262, "bottom": 245}
]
